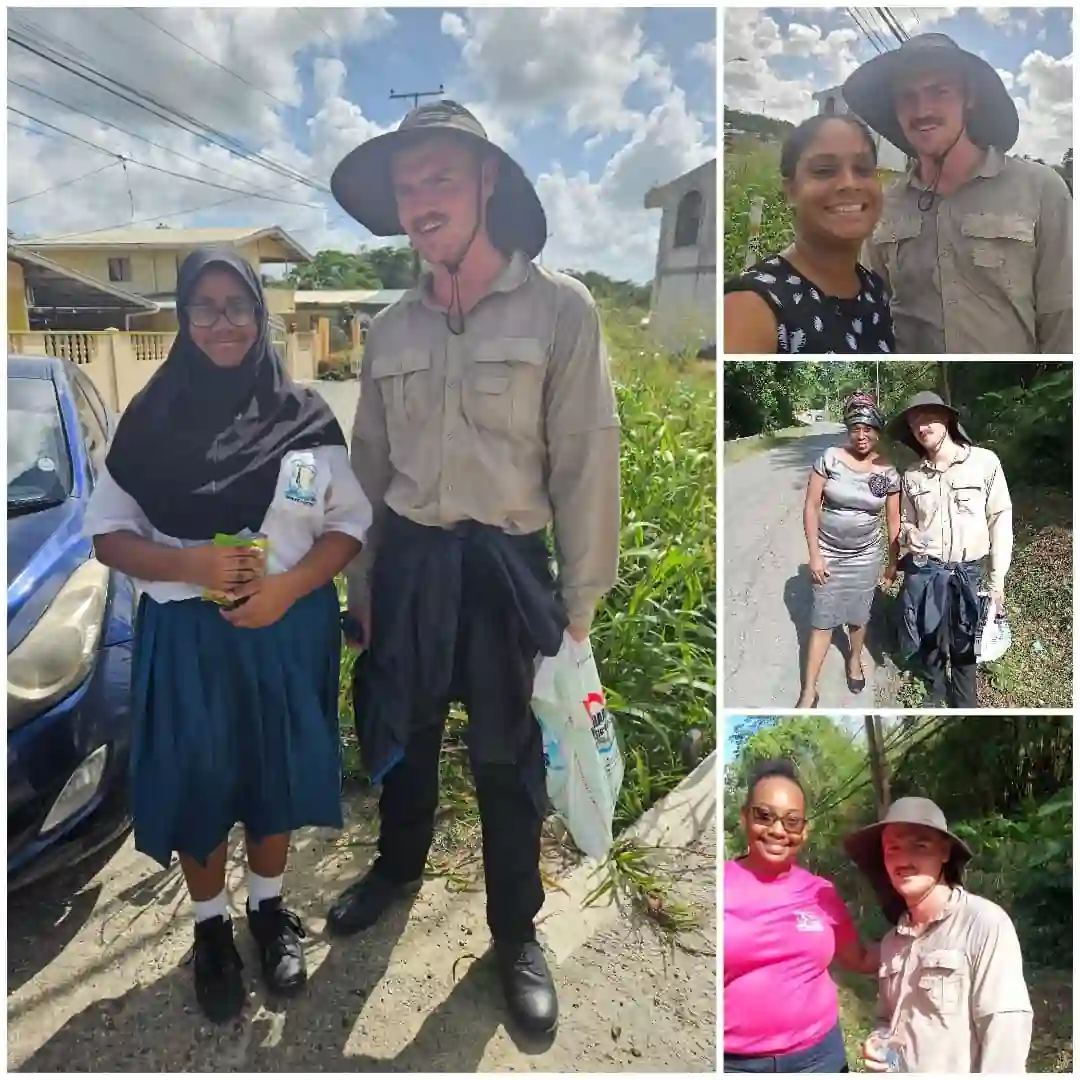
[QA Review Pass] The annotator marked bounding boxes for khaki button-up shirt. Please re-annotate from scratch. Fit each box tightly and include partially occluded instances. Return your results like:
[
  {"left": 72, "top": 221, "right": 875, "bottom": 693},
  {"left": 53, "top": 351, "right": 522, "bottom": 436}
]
[
  {"left": 877, "top": 888, "right": 1033, "bottom": 1073},
  {"left": 866, "top": 148, "right": 1073, "bottom": 354},
  {"left": 900, "top": 444, "right": 1013, "bottom": 593},
  {"left": 347, "top": 251, "right": 621, "bottom": 629}
]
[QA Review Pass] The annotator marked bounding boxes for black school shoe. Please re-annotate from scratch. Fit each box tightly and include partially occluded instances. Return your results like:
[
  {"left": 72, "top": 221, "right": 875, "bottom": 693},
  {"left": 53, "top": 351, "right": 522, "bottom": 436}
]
[
  {"left": 247, "top": 897, "right": 308, "bottom": 996},
  {"left": 495, "top": 939, "right": 558, "bottom": 1035},
  {"left": 189, "top": 916, "right": 245, "bottom": 1023},
  {"left": 326, "top": 869, "right": 423, "bottom": 937}
]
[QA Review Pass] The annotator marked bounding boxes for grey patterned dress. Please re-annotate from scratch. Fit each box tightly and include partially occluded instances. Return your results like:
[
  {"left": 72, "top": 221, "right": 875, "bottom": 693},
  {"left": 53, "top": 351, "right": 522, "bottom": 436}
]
[{"left": 811, "top": 447, "right": 900, "bottom": 630}]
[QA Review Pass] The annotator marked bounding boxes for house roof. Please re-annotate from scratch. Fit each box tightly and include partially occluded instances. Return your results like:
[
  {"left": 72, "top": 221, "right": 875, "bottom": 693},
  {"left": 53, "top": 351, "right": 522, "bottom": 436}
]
[
  {"left": 644, "top": 157, "right": 717, "bottom": 210},
  {"left": 294, "top": 288, "right": 408, "bottom": 307},
  {"left": 19, "top": 225, "right": 312, "bottom": 263},
  {"left": 8, "top": 245, "right": 159, "bottom": 313}
]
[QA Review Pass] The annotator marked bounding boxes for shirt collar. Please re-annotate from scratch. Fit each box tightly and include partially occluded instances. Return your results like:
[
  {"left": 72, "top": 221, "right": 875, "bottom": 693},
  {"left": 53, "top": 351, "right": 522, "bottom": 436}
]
[
  {"left": 918, "top": 442, "right": 972, "bottom": 475},
  {"left": 895, "top": 886, "right": 963, "bottom": 936},
  {"left": 904, "top": 145, "right": 1006, "bottom": 193},
  {"left": 406, "top": 249, "right": 532, "bottom": 312}
]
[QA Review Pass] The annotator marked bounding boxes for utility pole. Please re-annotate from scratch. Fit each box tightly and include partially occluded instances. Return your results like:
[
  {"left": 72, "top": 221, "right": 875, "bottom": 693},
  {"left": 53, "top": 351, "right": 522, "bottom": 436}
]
[
  {"left": 875, "top": 358, "right": 880, "bottom": 403},
  {"left": 390, "top": 84, "right": 445, "bottom": 111},
  {"left": 865, "top": 714, "right": 891, "bottom": 820}
]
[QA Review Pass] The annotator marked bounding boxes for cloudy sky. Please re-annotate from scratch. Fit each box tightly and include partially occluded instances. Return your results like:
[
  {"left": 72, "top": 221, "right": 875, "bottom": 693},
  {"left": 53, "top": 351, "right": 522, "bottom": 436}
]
[
  {"left": 724, "top": 7, "right": 1073, "bottom": 164},
  {"left": 7, "top": 7, "right": 716, "bottom": 284}
]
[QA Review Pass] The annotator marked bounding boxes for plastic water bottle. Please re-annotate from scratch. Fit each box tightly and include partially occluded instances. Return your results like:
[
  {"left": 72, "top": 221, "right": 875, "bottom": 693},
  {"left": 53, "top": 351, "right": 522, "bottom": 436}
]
[
  {"left": 910, "top": 531, "right": 931, "bottom": 569},
  {"left": 868, "top": 1027, "right": 906, "bottom": 1072}
]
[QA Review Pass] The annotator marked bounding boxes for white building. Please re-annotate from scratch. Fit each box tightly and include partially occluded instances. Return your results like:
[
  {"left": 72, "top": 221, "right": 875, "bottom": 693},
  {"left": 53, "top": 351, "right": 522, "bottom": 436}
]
[
  {"left": 812, "top": 87, "right": 909, "bottom": 173},
  {"left": 643, "top": 158, "right": 716, "bottom": 356}
]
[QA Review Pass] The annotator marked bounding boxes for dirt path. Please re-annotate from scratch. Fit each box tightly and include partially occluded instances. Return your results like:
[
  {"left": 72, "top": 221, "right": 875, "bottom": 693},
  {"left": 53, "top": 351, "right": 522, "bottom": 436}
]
[
  {"left": 8, "top": 792, "right": 715, "bottom": 1072},
  {"left": 724, "top": 424, "right": 899, "bottom": 710}
]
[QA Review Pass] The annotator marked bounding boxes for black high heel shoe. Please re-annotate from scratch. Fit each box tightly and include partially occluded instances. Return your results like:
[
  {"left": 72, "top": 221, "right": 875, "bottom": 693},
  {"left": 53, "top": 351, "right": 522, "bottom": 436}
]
[{"left": 847, "top": 666, "right": 866, "bottom": 694}]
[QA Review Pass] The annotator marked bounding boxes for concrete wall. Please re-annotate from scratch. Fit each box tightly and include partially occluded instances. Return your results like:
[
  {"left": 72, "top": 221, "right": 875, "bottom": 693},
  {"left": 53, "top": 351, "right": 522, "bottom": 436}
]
[
  {"left": 649, "top": 159, "right": 717, "bottom": 353},
  {"left": 8, "top": 260, "right": 29, "bottom": 332},
  {"left": 9, "top": 327, "right": 316, "bottom": 412}
]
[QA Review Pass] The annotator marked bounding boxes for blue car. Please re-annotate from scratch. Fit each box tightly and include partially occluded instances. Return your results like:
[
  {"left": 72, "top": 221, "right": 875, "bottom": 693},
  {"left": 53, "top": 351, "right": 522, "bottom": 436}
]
[{"left": 8, "top": 355, "right": 136, "bottom": 890}]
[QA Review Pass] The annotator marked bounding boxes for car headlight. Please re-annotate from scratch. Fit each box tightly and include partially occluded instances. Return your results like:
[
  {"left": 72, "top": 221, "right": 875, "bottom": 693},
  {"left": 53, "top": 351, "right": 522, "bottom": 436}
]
[{"left": 7, "top": 558, "right": 110, "bottom": 729}]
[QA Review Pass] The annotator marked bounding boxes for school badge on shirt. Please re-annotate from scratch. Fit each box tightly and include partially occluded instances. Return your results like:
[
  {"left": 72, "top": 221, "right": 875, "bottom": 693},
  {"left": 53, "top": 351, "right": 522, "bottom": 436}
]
[
  {"left": 284, "top": 451, "right": 318, "bottom": 507},
  {"left": 794, "top": 910, "right": 825, "bottom": 932}
]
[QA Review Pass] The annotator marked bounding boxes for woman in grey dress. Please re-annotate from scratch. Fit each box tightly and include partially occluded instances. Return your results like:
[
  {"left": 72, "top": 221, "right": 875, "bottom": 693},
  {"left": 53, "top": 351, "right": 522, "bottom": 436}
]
[{"left": 797, "top": 395, "right": 900, "bottom": 707}]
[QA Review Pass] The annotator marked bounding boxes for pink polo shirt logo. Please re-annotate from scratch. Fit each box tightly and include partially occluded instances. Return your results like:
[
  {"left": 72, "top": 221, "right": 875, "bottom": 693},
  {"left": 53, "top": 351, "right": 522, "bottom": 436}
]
[{"left": 795, "top": 910, "right": 825, "bottom": 932}]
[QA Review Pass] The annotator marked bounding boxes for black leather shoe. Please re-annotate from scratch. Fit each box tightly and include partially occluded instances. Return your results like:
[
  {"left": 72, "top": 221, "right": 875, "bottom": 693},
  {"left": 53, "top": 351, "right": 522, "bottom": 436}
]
[
  {"left": 247, "top": 898, "right": 307, "bottom": 996},
  {"left": 326, "top": 870, "right": 422, "bottom": 937},
  {"left": 187, "top": 916, "right": 245, "bottom": 1023},
  {"left": 495, "top": 939, "right": 558, "bottom": 1035}
]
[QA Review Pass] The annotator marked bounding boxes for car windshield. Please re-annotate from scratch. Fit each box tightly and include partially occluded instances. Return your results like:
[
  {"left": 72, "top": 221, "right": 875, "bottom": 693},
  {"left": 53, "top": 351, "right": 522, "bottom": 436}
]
[{"left": 8, "top": 376, "right": 73, "bottom": 511}]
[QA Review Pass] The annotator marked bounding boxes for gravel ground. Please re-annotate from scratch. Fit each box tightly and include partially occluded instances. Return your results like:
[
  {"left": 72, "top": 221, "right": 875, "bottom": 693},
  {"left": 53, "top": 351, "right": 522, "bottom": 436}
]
[
  {"left": 724, "top": 423, "right": 898, "bottom": 709},
  {"left": 8, "top": 791, "right": 715, "bottom": 1072}
]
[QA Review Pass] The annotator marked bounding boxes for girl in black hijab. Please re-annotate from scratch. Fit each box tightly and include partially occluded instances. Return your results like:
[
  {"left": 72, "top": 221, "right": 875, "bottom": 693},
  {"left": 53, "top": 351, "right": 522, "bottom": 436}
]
[{"left": 85, "top": 248, "right": 371, "bottom": 1023}]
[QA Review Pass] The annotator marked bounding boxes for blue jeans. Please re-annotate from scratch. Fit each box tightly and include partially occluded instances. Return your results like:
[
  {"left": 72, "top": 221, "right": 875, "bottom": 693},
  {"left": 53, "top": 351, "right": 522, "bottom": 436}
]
[{"left": 724, "top": 1022, "right": 849, "bottom": 1073}]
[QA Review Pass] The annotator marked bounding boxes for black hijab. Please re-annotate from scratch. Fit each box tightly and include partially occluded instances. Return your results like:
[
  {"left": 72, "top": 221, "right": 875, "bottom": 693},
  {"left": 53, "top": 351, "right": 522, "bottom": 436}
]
[{"left": 105, "top": 247, "right": 345, "bottom": 540}]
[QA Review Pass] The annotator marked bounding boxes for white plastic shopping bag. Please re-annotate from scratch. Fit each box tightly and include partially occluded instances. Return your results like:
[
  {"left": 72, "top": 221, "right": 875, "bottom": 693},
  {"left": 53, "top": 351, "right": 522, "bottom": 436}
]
[
  {"left": 531, "top": 632, "right": 624, "bottom": 860},
  {"left": 976, "top": 591, "right": 1012, "bottom": 665}
]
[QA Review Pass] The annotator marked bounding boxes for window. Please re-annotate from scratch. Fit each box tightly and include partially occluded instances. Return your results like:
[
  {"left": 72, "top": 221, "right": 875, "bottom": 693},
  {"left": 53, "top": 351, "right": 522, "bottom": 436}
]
[
  {"left": 71, "top": 365, "right": 111, "bottom": 438},
  {"left": 824, "top": 97, "right": 837, "bottom": 116},
  {"left": 673, "top": 190, "right": 703, "bottom": 249},
  {"left": 71, "top": 379, "right": 108, "bottom": 468},
  {"left": 107, "top": 257, "right": 132, "bottom": 283}
]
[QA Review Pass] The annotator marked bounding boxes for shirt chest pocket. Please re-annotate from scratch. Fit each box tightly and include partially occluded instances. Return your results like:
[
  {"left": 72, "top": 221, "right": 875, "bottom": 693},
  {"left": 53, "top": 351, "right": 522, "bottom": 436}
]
[
  {"left": 272, "top": 450, "right": 329, "bottom": 519},
  {"left": 961, "top": 213, "right": 1036, "bottom": 297},
  {"left": 371, "top": 349, "right": 432, "bottom": 432},
  {"left": 879, "top": 953, "right": 905, "bottom": 1009},
  {"left": 462, "top": 337, "right": 547, "bottom": 436},
  {"left": 872, "top": 216, "right": 922, "bottom": 292},
  {"left": 915, "top": 949, "right": 966, "bottom": 1017},
  {"left": 950, "top": 481, "right": 985, "bottom": 516}
]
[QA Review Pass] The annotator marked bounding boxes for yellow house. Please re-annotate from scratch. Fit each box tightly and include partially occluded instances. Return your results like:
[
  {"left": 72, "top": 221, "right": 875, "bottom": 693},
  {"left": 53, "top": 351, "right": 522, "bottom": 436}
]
[
  {"left": 20, "top": 225, "right": 312, "bottom": 331},
  {"left": 8, "top": 245, "right": 159, "bottom": 332}
]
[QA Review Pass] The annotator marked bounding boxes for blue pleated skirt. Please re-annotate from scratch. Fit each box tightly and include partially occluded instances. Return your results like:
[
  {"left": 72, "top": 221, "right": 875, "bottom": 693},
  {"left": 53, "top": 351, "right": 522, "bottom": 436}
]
[{"left": 129, "top": 584, "right": 344, "bottom": 868}]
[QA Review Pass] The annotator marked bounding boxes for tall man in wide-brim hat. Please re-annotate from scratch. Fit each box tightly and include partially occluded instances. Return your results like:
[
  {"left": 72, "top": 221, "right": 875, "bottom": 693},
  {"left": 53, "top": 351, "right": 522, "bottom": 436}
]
[
  {"left": 885, "top": 390, "right": 1012, "bottom": 708},
  {"left": 324, "top": 100, "right": 621, "bottom": 1035},
  {"left": 843, "top": 33, "right": 1072, "bottom": 354},
  {"left": 843, "top": 797, "right": 1032, "bottom": 1073}
]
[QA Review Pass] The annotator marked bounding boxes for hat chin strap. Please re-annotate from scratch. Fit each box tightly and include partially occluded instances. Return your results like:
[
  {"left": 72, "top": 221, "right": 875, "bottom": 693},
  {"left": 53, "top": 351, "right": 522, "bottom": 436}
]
[
  {"left": 442, "top": 179, "right": 486, "bottom": 336},
  {"left": 918, "top": 120, "right": 969, "bottom": 212}
]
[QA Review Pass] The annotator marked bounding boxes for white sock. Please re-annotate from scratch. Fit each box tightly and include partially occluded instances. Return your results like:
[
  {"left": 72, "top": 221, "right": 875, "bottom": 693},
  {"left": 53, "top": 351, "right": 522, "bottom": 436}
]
[
  {"left": 193, "top": 889, "right": 229, "bottom": 924},
  {"left": 247, "top": 870, "right": 283, "bottom": 912}
]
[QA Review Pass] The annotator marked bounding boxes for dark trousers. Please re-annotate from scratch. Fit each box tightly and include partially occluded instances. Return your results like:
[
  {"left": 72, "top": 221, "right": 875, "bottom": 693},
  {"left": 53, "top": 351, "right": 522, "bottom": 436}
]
[
  {"left": 918, "top": 631, "right": 978, "bottom": 708},
  {"left": 371, "top": 694, "right": 546, "bottom": 944},
  {"left": 724, "top": 1023, "right": 849, "bottom": 1073}
]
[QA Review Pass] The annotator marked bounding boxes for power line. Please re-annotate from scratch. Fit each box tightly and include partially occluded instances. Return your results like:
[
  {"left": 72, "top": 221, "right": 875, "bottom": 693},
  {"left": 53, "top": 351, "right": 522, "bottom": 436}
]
[
  {"left": 846, "top": 8, "right": 887, "bottom": 56},
  {"left": 7, "top": 106, "right": 325, "bottom": 208},
  {"left": 128, "top": 9, "right": 296, "bottom": 110},
  {"left": 293, "top": 7, "right": 335, "bottom": 45},
  {"left": 10, "top": 78, "right": 310, "bottom": 205},
  {"left": 8, "top": 26, "right": 330, "bottom": 194},
  {"left": 8, "top": 161, "right": 120, "bottom": 205},
  {"left": 875, "top": 7, "right": 909, "bottom": 45}
]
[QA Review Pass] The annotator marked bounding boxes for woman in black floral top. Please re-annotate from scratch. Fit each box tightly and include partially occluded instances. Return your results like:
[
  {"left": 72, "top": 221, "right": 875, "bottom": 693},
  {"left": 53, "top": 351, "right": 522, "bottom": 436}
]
[{"left": 725, "top": 115, "right": 896, "bottom": 354}]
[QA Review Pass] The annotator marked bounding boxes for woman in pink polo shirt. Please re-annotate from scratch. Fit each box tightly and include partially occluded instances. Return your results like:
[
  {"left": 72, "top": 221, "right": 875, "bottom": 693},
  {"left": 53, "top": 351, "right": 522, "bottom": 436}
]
[{"left": 725, "top": 760, "right": 879, "bottom": 1072}]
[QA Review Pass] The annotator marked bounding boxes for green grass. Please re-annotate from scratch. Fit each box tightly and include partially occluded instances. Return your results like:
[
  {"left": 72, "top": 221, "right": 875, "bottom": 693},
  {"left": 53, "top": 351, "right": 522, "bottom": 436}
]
[
  {"left": 724, "top": 424, "right": 811, "bottom": 465},
  {"left": 334, "top": 306, "right": 717, "bottom": 895}
]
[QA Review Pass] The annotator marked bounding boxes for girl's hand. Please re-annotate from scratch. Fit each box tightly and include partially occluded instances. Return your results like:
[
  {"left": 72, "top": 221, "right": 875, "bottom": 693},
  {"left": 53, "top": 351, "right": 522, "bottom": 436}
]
[
  {"left": 809, "top": 554, "right": 831, "bottom": 585},
  {"left": 183, "top": 544, "right": 263, "bottom": 595},
  {"left": 222, "top": 573, "right": 300, "bottom": 630}
]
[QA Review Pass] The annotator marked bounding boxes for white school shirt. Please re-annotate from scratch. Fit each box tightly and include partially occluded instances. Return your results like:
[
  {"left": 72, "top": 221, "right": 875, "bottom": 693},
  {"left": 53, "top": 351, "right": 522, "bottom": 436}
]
[{"left": 83, "top": 445, "right": 372, "bottom": 604}]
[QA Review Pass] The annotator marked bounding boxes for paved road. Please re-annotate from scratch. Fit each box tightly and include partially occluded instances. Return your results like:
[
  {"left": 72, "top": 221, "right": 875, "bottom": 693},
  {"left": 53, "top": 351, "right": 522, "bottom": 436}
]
[
  {"left": 724, "top": 424, "right": 894, "bottom": 710},
  {"left": 8, "top": 799, "right": 715, "bottom": 1072},
  {"left": 303, "top": 380, "right": 360, "bottom": 438}
]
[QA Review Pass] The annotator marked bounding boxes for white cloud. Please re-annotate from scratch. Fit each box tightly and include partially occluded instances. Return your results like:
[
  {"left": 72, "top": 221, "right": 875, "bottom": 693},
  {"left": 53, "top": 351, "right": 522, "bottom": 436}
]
[
  {"left": 996, "top": 67, "right": 1015, "bottom": 91},
  {"left": 440, "top": 12, "right": 467, "bottom": 40},
  {"left": 693, "top": 39, "right": 718, "bottom": 68},
  {"left": 1012, "top": 49, "right": 1073, "bottom": 163},
  {"left": 313, "top": 58, "right": 347, "bottom": 103}
]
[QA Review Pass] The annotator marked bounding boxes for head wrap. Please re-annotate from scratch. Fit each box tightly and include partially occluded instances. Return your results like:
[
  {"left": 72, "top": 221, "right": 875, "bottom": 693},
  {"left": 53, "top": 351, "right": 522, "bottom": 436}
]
[
  {"left": 105, "top": 247, "right": 345, "bottom": 540},
  {"left": 843, "top": 393, "right": 885, "bottom": 431}
]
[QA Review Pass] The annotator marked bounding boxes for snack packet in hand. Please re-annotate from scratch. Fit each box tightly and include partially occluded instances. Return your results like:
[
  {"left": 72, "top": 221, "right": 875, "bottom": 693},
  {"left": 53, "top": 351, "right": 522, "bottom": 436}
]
[{"left": 203, "top": 531, "right": 268, "bottom": 607}]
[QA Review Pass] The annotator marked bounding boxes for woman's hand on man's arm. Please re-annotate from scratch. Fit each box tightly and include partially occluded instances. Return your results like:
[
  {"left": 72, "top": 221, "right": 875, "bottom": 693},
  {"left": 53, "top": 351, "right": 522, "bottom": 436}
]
[{"left": 835, "top": 936, "right": 881, "bottom": 975}]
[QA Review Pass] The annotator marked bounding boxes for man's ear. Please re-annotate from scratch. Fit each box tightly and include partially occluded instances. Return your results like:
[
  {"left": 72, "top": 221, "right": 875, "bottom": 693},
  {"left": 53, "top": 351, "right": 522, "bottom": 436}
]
[{"left": 481, "top": 153, "right": 500, "bottom": 197}]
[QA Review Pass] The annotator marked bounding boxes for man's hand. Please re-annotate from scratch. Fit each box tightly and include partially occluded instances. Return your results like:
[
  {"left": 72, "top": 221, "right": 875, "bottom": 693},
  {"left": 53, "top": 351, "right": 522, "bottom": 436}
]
[
  {"left": 182, "top": 543, "right": 264, "bottom": 596},
  {"left": 221, "top": 573, "right": 301, "bottom": 630},
  {"left": 881, "top": 561, "right": 898, "bottom": 586},
  {"left": 992, "top": 590, "right": 1006, "bottom": 613},
  {"left": 862, "top": 1037, "right": 890, "bottom": 1073},
  {"left": 344, "top": 599, "right": 372, "bottom": 650}
]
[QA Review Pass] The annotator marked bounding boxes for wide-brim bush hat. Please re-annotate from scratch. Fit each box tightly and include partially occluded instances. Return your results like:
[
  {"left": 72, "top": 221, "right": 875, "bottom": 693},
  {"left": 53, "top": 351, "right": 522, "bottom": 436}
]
[
  {"left": 843, "top": 797, "right": 974, "bottom": 923},
  {"left": 330, "top": 99, "right": 547, "bottom": 261},
  {"left": 842, "top": 33, "right": 1019, "bottom": 158},
  {"left": 886, "top": 390, "right": 972, "bottom": 456}
]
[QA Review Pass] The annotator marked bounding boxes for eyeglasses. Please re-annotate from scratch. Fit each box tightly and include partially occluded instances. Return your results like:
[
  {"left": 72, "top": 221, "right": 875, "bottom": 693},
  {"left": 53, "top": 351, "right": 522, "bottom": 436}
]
[
  {"left": 185, "top": 298, "right": 258, "bottom": 328},
  {"left": 750, "top": 805, "right": 807, "bottom": 833}
]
